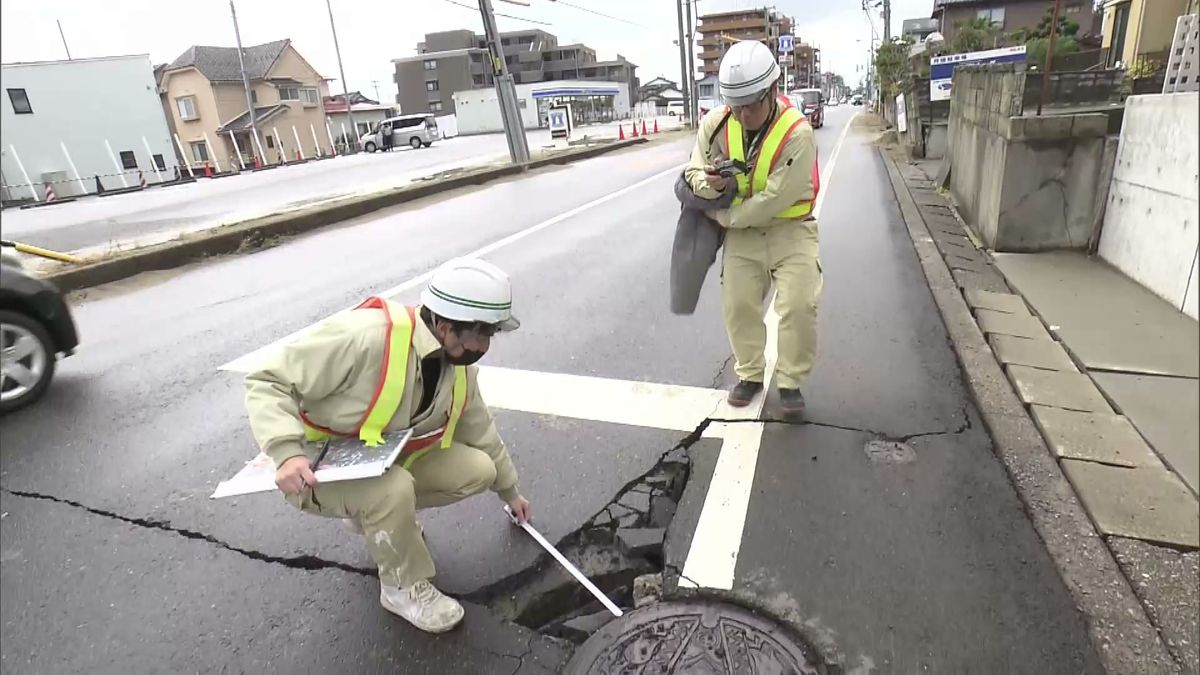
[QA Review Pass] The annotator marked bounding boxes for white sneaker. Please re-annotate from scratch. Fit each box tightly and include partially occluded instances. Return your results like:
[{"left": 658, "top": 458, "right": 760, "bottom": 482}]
[{"left": 380, "top": 579, "right": 465, "bottom": 633}]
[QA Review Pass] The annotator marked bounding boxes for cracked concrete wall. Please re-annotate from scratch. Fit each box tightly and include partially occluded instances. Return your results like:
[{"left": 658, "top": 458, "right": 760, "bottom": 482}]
[{"left": 948, "top": 64, "right": 1116, "bottom": 252}]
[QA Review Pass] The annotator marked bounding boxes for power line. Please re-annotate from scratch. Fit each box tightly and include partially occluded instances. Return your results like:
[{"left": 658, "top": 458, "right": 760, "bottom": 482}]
[
  {"left": 547, "top": 0, "right": 647, "bottom": 28},
  {"left": 439, "top": 0, "right": 552, "bottom": 26}
]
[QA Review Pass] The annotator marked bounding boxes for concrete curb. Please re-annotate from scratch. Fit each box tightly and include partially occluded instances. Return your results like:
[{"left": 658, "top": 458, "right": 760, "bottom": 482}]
[
  {"left": 878, "top": 146, "right": 1178, "bottom": 674},
  {"left": 44, "top": 137, "right": 650, "bottom": 293}
]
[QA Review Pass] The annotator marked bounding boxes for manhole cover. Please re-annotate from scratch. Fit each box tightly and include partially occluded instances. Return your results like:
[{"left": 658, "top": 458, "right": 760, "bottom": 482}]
[
  {"left": 565, "top": 601, "right": 820, "bottom": 674},
  {"left": 864, "top": 439, "right": 916, "bottom": 464}
]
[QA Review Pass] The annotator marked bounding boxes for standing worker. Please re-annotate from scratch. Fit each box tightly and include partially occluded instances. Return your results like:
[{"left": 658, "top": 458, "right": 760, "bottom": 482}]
[
  {"left": 244, "top": 258, "right": 531, "bottom": 634},
  {"left": 684, "top": 40, "right": 821, "bottom": 419}
]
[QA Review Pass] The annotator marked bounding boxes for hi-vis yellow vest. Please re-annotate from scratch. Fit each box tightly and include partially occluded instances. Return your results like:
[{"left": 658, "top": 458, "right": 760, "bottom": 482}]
[
  {"left": 300, "top": 297, "right": 468, "bottom": 470},
  {"left": 724, "top": 95, "right": 820, "bottom": 219}
]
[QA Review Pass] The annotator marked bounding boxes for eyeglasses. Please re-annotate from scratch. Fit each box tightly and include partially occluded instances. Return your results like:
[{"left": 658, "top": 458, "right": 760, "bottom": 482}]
[{"left": 730, "top": 89, "right": 771, "bottom": 114}]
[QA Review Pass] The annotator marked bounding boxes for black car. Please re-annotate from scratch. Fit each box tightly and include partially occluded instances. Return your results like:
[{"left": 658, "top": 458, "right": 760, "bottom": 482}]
[{"left": 0, "top": 248, "right": 79, "bottom": 412}]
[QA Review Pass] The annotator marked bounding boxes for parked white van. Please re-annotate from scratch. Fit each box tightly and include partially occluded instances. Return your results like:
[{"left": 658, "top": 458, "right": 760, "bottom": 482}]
[
  {"left": 666, "top": 100, "right": 686, "bottom": 117},
  {"left": 359, "top": 114, "right": 438, "bottom": 152}
]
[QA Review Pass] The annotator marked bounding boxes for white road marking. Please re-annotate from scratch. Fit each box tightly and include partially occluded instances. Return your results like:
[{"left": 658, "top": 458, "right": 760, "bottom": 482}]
[
  {"left": 679, "top": 111, "right": 859, "bottom": 590},
  {"left": 478, "top": 367, "right": 726, "bottom": 437},
  {"left": 219, "top": 163, "right": 684, "bottom": 373}
]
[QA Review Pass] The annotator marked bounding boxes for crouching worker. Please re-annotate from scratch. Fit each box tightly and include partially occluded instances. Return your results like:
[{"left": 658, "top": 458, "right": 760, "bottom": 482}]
[{"left": 244, "top": 258, "right": 530, "bottom": 634}]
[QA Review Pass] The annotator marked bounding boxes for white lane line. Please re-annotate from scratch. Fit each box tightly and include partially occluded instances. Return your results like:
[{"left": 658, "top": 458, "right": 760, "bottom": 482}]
[
  {"left": 478, "top": 366, "right": 726, "bottom": 437},
  {"left": 220, "top": 163, "right": 684, "bottom": 373},
  {"left": 679, "top": 111, "right": 858, "bottom": 590}
]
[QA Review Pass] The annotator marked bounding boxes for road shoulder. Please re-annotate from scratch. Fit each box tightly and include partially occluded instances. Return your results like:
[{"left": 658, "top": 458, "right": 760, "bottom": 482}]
[{"left": 879, "top": 141, "right": 1180, "bottom": 674}]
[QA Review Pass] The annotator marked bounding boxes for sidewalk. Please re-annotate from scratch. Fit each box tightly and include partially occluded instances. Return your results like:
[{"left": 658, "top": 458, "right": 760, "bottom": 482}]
[{"left": 895, "top": 149, "right": 1198, "bottom": 673}]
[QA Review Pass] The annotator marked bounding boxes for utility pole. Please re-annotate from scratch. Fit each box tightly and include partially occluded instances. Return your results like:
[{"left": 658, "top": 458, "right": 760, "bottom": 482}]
[
  {"left": 882, "top": 0, "right": 891, "bottom": 42},
  {"left": 56, "top": 20, "right": 71, "bottom": 60},
  {"left": 675, "top": 0, "right": 692, "bottom": 127},
  {"left": 685, "top": 0, "right": 698, "bottom": 127},
  {"left": 478, "top": 0, "right": 530, "bottom": 163},
  {"left": 230, "top": 1, "right": 261, "bottom": 165},
  {"left": 326, "top": 0, "right": 357, "bottom": 152},
  {"left": 370, "top": 80, "right": 382, "bottom": 103},
  {"left": 1037, "top": 0, "right": 1063, "bottom": 116}
]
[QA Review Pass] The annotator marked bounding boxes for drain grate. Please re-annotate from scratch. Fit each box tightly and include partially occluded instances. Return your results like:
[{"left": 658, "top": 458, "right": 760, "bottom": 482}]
[{"left": 565, "top": 601, "right": 821, "bottom": 674}]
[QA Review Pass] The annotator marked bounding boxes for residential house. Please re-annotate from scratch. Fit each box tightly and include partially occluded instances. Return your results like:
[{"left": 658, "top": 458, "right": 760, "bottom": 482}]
[
  {"left": 639, "top": 77, "right": 684, "bottom": 111},
  {"left": 323, "top": 91, "right": 396, "bottom": 145},
  {"left": 2, "top": 54, "right": 179, "bottom": 201},
  {"left": 1101, "top": 0, "right": 1197, "bottom": 69},
  {"left": 158, "top": 39, "right": 331, "bottom": 169},
  {"left": 393, "top": 29, "right": 638, "bottom": 116},
  {"left": 933, "top": 0, "right": 1097, "bottom": 45}
]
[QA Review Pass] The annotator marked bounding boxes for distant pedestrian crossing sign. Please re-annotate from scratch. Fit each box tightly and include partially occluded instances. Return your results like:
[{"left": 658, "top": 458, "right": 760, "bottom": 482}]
[{"left": 779, "top": 35, "right": 794, "bottom": 54}]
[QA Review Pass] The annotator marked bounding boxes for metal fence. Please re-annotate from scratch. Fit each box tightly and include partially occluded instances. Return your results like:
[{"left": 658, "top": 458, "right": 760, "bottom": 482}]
[{"left": 1023, "top": 69, "right": 1126, "bottom": 110}]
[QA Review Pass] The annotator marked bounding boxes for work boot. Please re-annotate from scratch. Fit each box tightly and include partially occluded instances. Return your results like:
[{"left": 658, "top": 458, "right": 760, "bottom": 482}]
[
  {"left": 380, "top": 579, "right": 465, "bottom": 633},
  {"left": 778, "top": 388, "right": 806, "bottom": 419},
  {"left": 727, "top": 380, "right": 764, "bottom": 407}
]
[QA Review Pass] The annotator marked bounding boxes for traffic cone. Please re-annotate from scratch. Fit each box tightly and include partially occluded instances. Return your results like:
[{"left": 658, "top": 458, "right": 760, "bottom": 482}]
[
  {"left": 641, "top": 120, "right": 648, "bottom": 136},
  {"left": 204, "top": 162, "right": 212, "bottom": 178},
  {"left": 653, "top": 119, "right": 659, "bottom": 134},
  {"left": 254, "top": 154, "right": 262, "bottom": 169},
  {"left": 296, "top": 149, "right": 302, "bottom": 162},
  {"left": 94, "top": 175, "right": 105, "bottom": 195},
  {"left": 44, "top": 182, "right": 57, "bottom": 202},
  {"left": 632, "top": 121, "right": 639, "bottom": 138},
  {"left": 139, "top": 170, "right": 147, "bottom": 189},
  {"left": 618, "top": 124, "right": 625, "bottom": 141}
]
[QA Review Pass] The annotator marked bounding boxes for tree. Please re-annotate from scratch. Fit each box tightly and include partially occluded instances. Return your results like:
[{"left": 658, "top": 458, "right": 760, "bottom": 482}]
[
  {"left": 949, "top": 18, "right": 1009, "bottom": 53},
  {"left": 1010, "top": 7, "right": 1082, "bottom": 69},
  {"left": 874, "top": 39, "right": 913, "bottom": 98}
]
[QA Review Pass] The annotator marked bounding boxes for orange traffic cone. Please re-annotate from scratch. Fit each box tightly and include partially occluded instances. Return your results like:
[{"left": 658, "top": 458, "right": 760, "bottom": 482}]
[
  {"left": 632, "top": 121, "right": 639, "bottom": 138},
  {"left": 253, "top": 154, "right": 262, "bottom": 169},
  {"left": 44, "top": 181, "right": 57, "bottom": 202},
  {"left": 641, "top": 120, "right": 648, "bottom": 136},
  {"left": 653, "top": 119, "right": 659, "bottom": 133},
  {"left": 204, "top": 162, "right": 212, "bottom": 178},
  {"left": 296, "top": 149, "right": 302, "bottom": 162},
  {"left": 618, "top": 124, "right": 626, "bottom": 141}
]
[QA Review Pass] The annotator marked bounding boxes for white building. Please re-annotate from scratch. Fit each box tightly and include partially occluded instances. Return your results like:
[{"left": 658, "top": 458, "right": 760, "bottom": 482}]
[
  {"left": 452, "top": 80, "right": 632, "bottom": 135},
  {"left": 1, "top": 54, "right": 178, "bottom": 201}
]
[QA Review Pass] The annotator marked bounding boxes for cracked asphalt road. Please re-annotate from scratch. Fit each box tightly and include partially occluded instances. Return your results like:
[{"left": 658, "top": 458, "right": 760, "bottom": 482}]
[{"left": 1, "top": 109, "right": 1102, "bottom": 673}]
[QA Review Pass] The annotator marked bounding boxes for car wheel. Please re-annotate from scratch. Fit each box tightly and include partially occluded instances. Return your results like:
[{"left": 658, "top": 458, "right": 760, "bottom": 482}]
[
  {"left": 410, "top": 137, "right": 422, "bottom": 149},
  {"left": 0, "top": 310, "right": 55, "bottom": 414},
  {"left": 365, "top": 142, "right": 377, "bottom": 153}
]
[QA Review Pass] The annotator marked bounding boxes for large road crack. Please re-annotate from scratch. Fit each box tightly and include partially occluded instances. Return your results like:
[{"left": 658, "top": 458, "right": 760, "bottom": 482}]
[{"left": 1, "top": 487, "right": 377, "bottom": 578}]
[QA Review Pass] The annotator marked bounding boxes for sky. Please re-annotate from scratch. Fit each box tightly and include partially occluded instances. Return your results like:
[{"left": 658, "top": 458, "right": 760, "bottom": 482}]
[{"left": 1, "top": 0, "right": 934, "bottom": 100}]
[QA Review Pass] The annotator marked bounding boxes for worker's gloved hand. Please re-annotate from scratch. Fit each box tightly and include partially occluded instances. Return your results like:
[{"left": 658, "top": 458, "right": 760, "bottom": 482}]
[
  {"left": 507, "top": 495, "right": 531, "bottom": 525},
  {"left": 276, "top": 455, "right": 318, "bottom": 495}
]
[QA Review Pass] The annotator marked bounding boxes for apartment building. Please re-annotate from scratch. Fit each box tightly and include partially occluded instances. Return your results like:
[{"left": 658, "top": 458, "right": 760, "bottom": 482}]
[
  {"left": 1101, "top": 0, "right": 1196, "bottom": 68},
  {"left": 697, "top": 7, "right": 793, "bottom": 76},
  {"left": 158, "top": 39, "right": 332, "bottom": 168},
  {"left": 393, "top": 29, "right": 638, "bottom": 115}
]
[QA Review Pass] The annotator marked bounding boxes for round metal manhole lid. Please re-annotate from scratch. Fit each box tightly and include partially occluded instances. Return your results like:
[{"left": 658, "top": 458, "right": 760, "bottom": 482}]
[{"left": 565, "top": 601, "right": 820, "bottom": 674}]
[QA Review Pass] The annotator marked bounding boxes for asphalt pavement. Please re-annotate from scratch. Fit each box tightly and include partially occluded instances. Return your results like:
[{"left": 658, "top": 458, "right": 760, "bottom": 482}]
[{"left": 0, "top": 107, "right": 1103, "bottom": 673}]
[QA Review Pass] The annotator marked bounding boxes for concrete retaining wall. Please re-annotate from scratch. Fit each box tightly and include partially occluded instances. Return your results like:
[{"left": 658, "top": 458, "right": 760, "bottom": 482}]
[
  {"left": 1098, "top": 93, "right": 1199, "bottom": 320},
  {"left": 948, "top": 64, "right": 1115, "bottom": 252}
]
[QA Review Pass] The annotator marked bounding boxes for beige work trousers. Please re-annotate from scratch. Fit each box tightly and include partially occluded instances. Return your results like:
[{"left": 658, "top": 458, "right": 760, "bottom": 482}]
[
  {"left": 285, "top": 442, "right": 497, "bottom": 588},
  {"left": 721, "top": 219, "right": 822, "bottom": 390}
]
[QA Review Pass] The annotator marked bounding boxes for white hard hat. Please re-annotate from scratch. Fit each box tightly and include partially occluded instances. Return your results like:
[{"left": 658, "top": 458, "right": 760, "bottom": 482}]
[
  {"left": 421, "top": 257, "right": 520, "bottom": 331},
  {"left": 719, "top": 40, "right": 781, "bottom": 106}
]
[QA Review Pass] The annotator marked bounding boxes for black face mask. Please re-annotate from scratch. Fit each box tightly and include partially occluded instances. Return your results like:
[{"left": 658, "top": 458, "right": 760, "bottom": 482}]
[{"left": 445, "top": 349, "right": 485, "bottom": 366}]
